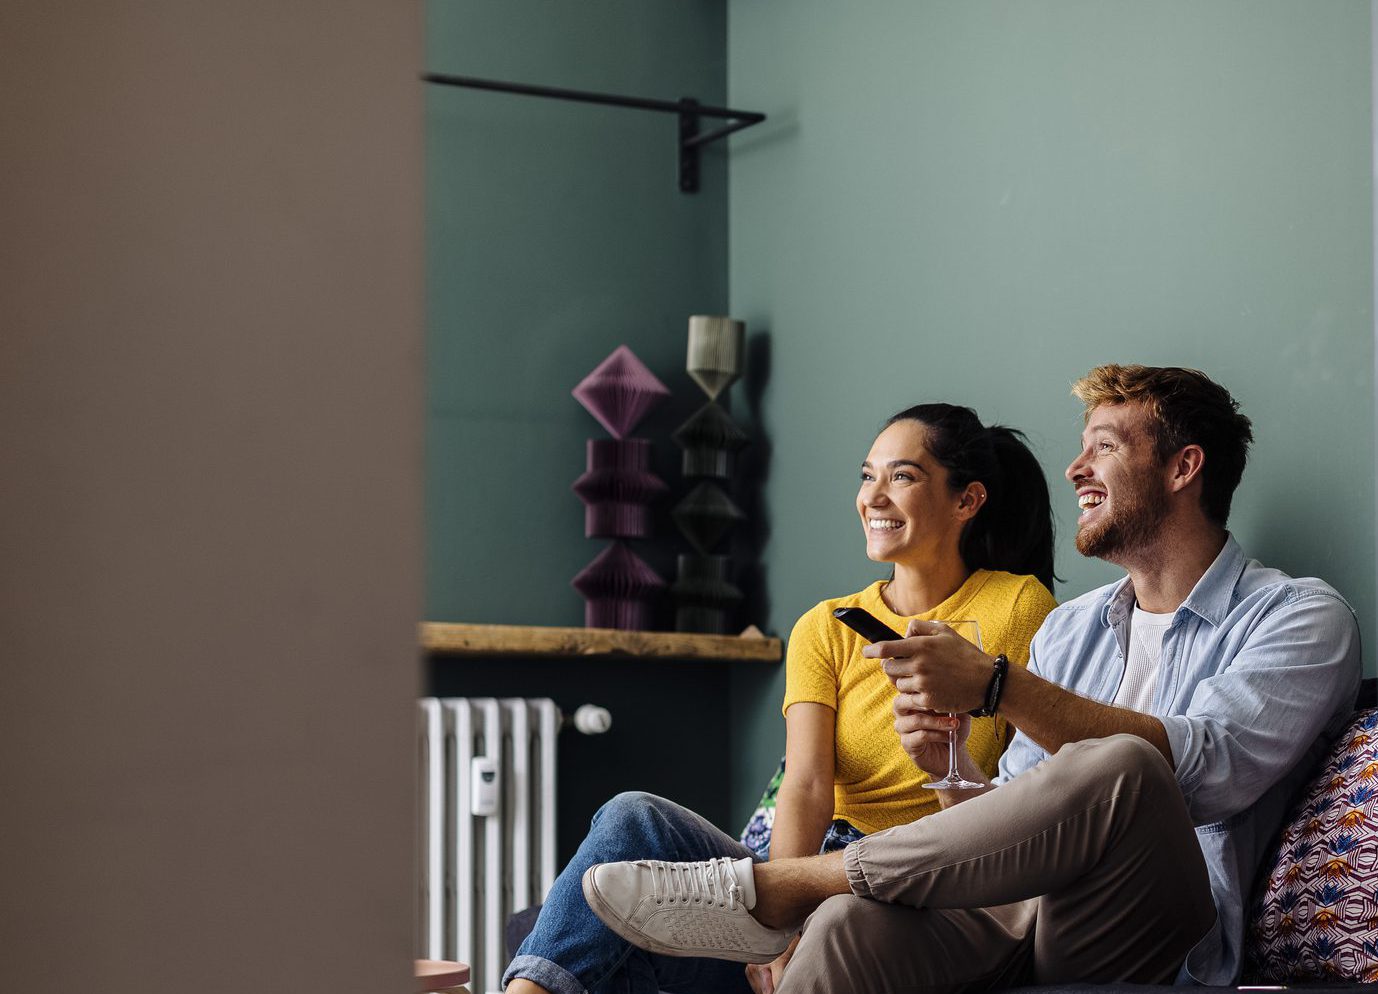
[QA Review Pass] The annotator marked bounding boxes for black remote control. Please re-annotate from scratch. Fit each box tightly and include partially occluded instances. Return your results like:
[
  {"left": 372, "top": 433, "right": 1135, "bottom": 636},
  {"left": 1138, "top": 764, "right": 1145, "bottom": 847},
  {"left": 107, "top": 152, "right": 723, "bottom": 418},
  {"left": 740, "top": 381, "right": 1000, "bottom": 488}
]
[{"left": 832, "top": 606, "right": 904, "bottom": 644}]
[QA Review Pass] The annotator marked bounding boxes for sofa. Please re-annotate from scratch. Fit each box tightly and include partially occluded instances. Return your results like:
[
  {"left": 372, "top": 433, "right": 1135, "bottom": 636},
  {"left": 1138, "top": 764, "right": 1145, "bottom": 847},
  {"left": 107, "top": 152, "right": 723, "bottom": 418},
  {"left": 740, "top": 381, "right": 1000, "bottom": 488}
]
[
  {"left": 1237, "top": 676, "right": 1378, "bottom": 985},
  {"left": 1025, "top": 677, "right": 1378, "bottom": 991},
  {"left": 508, "top": 679, "right": 1378, "bottom": 989}
]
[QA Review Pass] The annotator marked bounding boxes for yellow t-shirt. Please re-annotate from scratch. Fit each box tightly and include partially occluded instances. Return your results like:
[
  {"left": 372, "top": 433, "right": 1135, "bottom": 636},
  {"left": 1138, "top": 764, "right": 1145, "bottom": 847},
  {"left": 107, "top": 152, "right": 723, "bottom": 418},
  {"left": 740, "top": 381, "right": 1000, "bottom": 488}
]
[{"left": 782, "top": 570, "right": 1056, "bottom": 834}]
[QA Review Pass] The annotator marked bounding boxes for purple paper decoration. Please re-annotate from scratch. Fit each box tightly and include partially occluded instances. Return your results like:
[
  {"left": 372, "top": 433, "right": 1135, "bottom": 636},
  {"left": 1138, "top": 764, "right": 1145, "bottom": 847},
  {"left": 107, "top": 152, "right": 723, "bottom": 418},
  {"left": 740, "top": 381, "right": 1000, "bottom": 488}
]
[
  {"left": 572, "top": 439, "right": 669, "bottom": 538},
  {"left": 571, "top": 542, "right": 666, "bottom": 630},
  {"left": 572, "top": 345, "right": 671, "bottom": 439},
  {"left": 671, "top": 554, "right": 744, "bottom": 634},
  {"left": 572, "top": 346, "right": 672, "bottom": 629}
]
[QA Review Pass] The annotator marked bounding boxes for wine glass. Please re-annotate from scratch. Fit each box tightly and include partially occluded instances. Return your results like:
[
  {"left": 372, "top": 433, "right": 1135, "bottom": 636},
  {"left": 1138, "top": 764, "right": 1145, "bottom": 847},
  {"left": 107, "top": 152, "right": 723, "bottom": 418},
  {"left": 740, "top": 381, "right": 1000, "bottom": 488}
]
[{"left": 922, "top": 619, "right": 986, "bottom": 791}]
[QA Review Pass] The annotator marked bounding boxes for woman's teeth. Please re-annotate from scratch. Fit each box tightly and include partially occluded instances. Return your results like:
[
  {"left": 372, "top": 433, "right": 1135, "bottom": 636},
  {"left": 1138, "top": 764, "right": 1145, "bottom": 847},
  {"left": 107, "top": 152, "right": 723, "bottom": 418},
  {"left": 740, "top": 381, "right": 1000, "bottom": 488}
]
[
  {"left": 1078, "top": 493, "right": 1105, "bottom": 511},
  {"left": 869, "top": 519, "right": 903, "bottom": 531}
]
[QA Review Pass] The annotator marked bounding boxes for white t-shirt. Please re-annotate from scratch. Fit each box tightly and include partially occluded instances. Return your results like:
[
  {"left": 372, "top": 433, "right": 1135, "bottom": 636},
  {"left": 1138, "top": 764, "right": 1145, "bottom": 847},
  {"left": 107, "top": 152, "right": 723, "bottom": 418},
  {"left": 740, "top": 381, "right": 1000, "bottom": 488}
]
[{"left": 1116, "top": 604, "right": 1174, "bottom": 713}]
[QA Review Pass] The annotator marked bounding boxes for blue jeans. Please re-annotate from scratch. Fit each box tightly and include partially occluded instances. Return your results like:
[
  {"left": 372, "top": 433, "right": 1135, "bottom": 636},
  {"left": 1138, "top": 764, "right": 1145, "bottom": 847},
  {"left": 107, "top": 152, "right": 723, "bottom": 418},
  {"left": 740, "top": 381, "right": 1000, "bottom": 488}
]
[{"left": 502, "top": 791, "right": 759, "bottom": 994}]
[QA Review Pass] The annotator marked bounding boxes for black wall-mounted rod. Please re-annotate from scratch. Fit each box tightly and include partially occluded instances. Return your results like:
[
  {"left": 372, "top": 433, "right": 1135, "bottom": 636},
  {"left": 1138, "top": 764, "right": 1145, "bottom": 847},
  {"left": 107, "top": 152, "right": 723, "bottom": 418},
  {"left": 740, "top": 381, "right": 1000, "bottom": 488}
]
[{"left": 421, "top": 72, "right": 765, "bottom": 194}]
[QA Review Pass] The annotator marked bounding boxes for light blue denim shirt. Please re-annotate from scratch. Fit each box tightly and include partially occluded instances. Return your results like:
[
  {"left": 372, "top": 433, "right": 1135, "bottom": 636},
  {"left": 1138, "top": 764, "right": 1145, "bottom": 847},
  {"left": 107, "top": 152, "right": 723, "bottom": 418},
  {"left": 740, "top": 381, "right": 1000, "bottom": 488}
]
[{"left": 996, "top": 535, "right": 1361, "bottom": 985}]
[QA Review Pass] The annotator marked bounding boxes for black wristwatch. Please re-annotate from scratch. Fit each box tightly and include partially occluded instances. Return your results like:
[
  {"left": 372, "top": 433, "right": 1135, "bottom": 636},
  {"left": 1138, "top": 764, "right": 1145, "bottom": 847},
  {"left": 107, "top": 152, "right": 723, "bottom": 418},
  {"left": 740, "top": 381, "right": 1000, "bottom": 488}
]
[{"left": 968, "top": 654, "right": 1010, "bottom": 718}]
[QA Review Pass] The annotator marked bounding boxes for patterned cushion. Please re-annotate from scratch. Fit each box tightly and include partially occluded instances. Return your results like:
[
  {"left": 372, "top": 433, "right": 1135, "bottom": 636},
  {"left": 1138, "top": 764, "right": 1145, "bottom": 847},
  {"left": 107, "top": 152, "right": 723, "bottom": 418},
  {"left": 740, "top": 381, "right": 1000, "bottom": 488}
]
[
  {"left": 738, "top": 758, "right": 865, "bottom": 862},
  {"left": 1247, "top": 709, "right": 1378, "bottom": 982},
  {"left": 739, "top": 758, "right": 785, "bottom": 859}
]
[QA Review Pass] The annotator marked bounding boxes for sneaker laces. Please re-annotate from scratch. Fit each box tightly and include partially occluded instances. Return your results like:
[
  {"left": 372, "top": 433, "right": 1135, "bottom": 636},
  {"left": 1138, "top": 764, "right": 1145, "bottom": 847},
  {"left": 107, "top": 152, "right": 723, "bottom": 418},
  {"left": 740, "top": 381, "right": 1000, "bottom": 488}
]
[{"left": 648, "top": 857, "right": 742, "bottom": 908}]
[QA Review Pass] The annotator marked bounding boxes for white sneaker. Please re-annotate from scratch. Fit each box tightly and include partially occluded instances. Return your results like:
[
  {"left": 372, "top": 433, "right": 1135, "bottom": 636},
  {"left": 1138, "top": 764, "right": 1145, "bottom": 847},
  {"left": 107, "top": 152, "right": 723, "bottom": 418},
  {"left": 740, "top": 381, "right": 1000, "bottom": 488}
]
[{"left": 582, "top": 856, "right": 791, "bottom": 964}]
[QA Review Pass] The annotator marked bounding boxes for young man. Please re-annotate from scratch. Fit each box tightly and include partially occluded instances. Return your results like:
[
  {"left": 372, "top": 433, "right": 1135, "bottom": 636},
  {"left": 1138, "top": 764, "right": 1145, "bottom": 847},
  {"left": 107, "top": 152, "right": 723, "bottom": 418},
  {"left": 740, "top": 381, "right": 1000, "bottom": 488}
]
[{"left": 583, "top": 365, "right": 1361, "bottom": 992}]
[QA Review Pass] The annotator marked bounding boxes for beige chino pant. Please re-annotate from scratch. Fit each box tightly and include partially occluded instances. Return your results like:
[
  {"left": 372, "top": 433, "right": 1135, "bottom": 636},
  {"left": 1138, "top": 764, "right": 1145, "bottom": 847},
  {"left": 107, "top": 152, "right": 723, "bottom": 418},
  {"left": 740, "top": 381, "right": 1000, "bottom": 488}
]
[{"left": 779, "top": 735, "right": 1217, "bottom": 994}]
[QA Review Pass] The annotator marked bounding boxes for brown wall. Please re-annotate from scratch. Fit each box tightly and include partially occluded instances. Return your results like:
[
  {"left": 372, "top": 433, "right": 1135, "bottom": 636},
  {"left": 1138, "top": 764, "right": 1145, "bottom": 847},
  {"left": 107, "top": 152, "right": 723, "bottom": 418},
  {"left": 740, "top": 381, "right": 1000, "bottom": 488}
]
[{"left": 0, "top": 3, "right": 424, "bottom": 992}]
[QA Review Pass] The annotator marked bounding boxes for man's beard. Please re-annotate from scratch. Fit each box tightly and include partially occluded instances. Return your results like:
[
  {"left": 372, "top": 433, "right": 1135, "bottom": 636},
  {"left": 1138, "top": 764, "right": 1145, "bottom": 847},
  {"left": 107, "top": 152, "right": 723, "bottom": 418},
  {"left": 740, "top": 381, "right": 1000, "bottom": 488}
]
[{"left": 1075, "top": 477, "right": 1170, "bottom": 560}]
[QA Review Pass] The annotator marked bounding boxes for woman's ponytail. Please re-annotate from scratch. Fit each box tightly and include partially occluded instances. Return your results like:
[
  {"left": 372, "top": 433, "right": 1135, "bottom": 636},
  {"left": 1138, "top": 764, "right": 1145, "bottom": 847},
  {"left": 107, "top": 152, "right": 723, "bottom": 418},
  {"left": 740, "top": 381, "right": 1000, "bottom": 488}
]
[{"left": 971, "top": 425, "right": 1056, "bottom": 590}]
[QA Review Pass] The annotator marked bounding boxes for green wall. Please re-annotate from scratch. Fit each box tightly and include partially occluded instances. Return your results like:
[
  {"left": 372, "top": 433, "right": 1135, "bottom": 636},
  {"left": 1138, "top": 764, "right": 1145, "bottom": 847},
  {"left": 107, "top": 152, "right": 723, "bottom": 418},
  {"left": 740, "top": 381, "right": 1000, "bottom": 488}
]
[
  {"left": 427, "top": 0, "right": 729, "bottom": 626},
  {"left": 425, "top": 0, "right": 749, "bottom": 840},
  {"left": 727, "top": 0, "right": 1375, "bottom": 827},
  {"left": 427, "top": 1, "right": 1377, "bottom": 836}
]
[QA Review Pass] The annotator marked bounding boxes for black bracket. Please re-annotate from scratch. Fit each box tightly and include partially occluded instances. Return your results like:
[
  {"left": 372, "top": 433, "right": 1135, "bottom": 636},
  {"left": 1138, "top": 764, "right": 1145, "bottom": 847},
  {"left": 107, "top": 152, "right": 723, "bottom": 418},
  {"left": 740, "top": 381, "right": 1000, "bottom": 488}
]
[{"left": 422, "top": 73, "right": 766, "bottom": 194}]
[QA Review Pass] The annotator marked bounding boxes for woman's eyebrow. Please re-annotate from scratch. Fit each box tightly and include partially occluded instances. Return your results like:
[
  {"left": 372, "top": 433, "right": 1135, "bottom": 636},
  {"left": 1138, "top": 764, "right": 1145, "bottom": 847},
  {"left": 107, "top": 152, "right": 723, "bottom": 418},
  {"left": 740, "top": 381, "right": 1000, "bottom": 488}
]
[{"left": 860, "top": 459, "right": 927, "bottom": 472}]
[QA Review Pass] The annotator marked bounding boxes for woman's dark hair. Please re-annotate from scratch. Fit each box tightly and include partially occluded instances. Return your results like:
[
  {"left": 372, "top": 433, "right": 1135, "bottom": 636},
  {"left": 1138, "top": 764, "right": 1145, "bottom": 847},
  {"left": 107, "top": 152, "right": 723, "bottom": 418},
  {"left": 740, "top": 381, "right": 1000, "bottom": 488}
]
[{"left": 883, "top": 403, "right": 1057, "bottom": 590}]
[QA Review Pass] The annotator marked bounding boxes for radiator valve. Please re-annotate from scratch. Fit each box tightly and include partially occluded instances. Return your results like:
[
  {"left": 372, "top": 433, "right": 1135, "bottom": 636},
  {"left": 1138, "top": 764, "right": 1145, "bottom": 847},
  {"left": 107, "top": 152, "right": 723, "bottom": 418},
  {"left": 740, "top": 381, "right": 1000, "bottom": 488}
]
[{"left": 571, "top": 704, "right": 612, "bottom": 735}]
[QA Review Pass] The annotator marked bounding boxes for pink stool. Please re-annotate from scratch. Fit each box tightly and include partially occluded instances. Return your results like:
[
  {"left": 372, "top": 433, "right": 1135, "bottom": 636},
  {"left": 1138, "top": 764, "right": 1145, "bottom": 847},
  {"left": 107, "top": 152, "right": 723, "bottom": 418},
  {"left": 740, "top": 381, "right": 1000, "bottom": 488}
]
[{"left": 415, "top": 959, "right": 470, "bottom": 994}]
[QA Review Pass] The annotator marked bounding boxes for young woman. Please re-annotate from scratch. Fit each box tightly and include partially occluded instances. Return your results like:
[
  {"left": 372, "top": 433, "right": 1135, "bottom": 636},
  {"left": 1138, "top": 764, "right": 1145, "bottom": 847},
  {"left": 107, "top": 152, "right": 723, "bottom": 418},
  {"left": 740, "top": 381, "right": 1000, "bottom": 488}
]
[{"left": 504, "top": 403, "right": 1058, "bottom": 994}]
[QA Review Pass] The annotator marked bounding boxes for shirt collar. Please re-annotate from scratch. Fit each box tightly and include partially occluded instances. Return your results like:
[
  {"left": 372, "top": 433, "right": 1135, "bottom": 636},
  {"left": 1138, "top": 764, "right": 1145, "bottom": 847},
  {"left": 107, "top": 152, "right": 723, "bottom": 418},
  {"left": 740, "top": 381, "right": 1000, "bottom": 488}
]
[
  {"left": 1178, "top": 533, "right": 1245, "bottom": 627},
  {"left": 1099, "top": 533, "right": 1244, "bottom": 630}
]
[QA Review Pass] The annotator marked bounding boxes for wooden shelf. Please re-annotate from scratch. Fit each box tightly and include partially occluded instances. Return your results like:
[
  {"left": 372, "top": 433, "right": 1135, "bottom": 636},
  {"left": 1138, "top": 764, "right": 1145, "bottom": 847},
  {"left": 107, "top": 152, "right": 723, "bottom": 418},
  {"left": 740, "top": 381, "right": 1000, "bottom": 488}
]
[{"left": 421, "top": 622, "right": 781, "bottom": 663}]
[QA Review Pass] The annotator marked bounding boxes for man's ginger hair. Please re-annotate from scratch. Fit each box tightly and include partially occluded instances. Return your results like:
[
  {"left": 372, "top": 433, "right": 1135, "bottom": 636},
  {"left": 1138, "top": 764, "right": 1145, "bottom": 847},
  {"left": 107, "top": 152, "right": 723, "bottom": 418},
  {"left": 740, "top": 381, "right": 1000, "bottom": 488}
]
[{"left": 1071, "top": 364, "right": 1254, "bottom": 526}]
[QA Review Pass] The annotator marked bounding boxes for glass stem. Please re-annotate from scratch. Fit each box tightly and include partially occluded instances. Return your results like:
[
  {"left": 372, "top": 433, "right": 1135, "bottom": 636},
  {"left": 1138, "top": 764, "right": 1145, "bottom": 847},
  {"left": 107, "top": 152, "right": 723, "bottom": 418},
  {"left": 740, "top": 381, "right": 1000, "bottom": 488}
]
[{"left": 947, "top": 714, "right": 960, "bottom": 778}]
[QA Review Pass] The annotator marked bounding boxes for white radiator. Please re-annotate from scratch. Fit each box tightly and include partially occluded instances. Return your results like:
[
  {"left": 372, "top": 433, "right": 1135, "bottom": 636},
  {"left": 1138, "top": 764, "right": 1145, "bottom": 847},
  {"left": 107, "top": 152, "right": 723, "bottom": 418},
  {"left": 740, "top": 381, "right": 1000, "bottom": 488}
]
[{"left": 419, "top": 697, "right": 560, "bottom": 994}]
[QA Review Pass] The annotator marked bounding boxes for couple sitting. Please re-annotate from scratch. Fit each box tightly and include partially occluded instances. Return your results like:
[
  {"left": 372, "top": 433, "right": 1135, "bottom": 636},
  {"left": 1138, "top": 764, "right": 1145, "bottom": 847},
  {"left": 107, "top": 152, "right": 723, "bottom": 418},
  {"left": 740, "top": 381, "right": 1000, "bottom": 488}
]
[{"left": 506, "top": 364, "right": 1361, "bottom": 994}]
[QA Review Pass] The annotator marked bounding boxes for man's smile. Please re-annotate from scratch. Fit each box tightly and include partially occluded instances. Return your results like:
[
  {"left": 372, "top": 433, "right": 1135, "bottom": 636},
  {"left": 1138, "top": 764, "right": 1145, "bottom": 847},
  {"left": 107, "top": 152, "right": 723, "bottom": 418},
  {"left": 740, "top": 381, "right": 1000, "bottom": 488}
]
[{"left": 1077, "top": 490, "right": 1106, "bottom": 519}]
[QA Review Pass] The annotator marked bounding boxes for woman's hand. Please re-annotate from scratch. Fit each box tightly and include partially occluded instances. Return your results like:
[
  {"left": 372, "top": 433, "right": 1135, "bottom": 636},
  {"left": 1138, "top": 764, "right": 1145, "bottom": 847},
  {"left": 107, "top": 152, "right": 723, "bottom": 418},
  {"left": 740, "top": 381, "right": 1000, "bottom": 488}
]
[
  {"left": 880, "top": 620, "right": 991, "bottom": 788},
  {"left": 745, "top": 933, "right": 801, "bottom": 994},
  {"left": 893, "top": 698, "right": 970, "bottom": 777}
]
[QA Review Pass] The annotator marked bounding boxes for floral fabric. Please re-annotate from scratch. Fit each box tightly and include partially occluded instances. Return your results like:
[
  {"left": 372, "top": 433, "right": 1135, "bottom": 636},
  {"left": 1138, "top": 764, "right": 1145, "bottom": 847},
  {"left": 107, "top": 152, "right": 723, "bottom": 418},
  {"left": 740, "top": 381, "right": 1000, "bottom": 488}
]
[
  {"left": 739, "top": 758, "right": 865, "bottom": 861},
  {"left": 1247, "top": 709, "right": 1378, "bottom": 983}
]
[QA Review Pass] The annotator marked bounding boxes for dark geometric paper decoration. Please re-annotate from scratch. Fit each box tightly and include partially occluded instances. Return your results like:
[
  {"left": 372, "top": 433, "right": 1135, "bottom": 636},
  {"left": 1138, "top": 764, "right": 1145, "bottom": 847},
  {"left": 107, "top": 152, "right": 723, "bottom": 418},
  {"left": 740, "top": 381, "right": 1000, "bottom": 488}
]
[
  {"left": 672, "top": 481, "right": 745, "bottom": 556},
  {"left": 572, "top": 438, "right": 668, "bottom": 538},
  {"left": 571, "top": 541, "right": 666, "bottom": 631},
  {"left": 572, "top": 345, "right": 671, "bottom": 440},
  {"left": 686, "top": 316, "right": 745, "bottom": 401},
  {"left": 672, "top": 402, "right": 749, "bottom": 479},
  {"left": 671, "top": 554, "right": 744, "bottom": 634},
  {"left": 671, "top": 316, "right": 752, "bottom": 634}
]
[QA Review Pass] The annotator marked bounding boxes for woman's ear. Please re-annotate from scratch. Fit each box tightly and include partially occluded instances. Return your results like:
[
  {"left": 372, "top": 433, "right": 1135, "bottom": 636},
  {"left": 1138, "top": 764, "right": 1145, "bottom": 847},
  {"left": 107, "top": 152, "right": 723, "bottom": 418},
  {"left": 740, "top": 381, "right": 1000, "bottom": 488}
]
[{"left": 956, "top": 482, "right": 987, "bottom": 521}]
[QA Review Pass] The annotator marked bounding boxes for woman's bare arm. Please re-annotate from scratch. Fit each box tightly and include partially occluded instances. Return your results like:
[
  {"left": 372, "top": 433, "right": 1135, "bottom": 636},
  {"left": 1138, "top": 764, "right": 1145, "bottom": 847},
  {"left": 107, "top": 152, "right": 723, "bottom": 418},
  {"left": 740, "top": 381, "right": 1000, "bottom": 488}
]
[{"left": 768, "top": 702, "right": 837, "bottom": 860}]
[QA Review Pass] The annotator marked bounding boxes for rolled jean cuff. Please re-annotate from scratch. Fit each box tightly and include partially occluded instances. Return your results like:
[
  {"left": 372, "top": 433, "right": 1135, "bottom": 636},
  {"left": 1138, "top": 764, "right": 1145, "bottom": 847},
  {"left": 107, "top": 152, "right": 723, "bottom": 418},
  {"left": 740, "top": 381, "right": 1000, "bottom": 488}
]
[
  {"left": 843, "top": 834, "right": 875, "bottom": 899},
  {"left": 502, "top": 954, "right": 586, "bottom": 994}
]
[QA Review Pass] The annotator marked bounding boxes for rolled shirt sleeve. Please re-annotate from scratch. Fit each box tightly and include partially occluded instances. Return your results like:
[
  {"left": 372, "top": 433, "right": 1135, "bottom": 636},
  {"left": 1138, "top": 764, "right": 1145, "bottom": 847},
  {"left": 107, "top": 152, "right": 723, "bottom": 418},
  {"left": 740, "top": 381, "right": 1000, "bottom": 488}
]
[
  {"left": 995, "top": 625, "right": 1054, "bottom": 784},
  {"left": 1161, "top": 586, "right": 1361, "bottom": 826}
]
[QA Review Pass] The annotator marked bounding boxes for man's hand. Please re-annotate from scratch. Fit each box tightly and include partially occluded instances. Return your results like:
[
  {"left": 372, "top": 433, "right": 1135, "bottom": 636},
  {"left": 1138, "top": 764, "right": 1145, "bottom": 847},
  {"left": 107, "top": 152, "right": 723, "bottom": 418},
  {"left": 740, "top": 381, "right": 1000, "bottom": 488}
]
[
  {"left": 863, "top": 619, "right": 992, "bottom": 714},
  {"left": 745, "top": 933, "right": 800, "bottom": 994}
]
